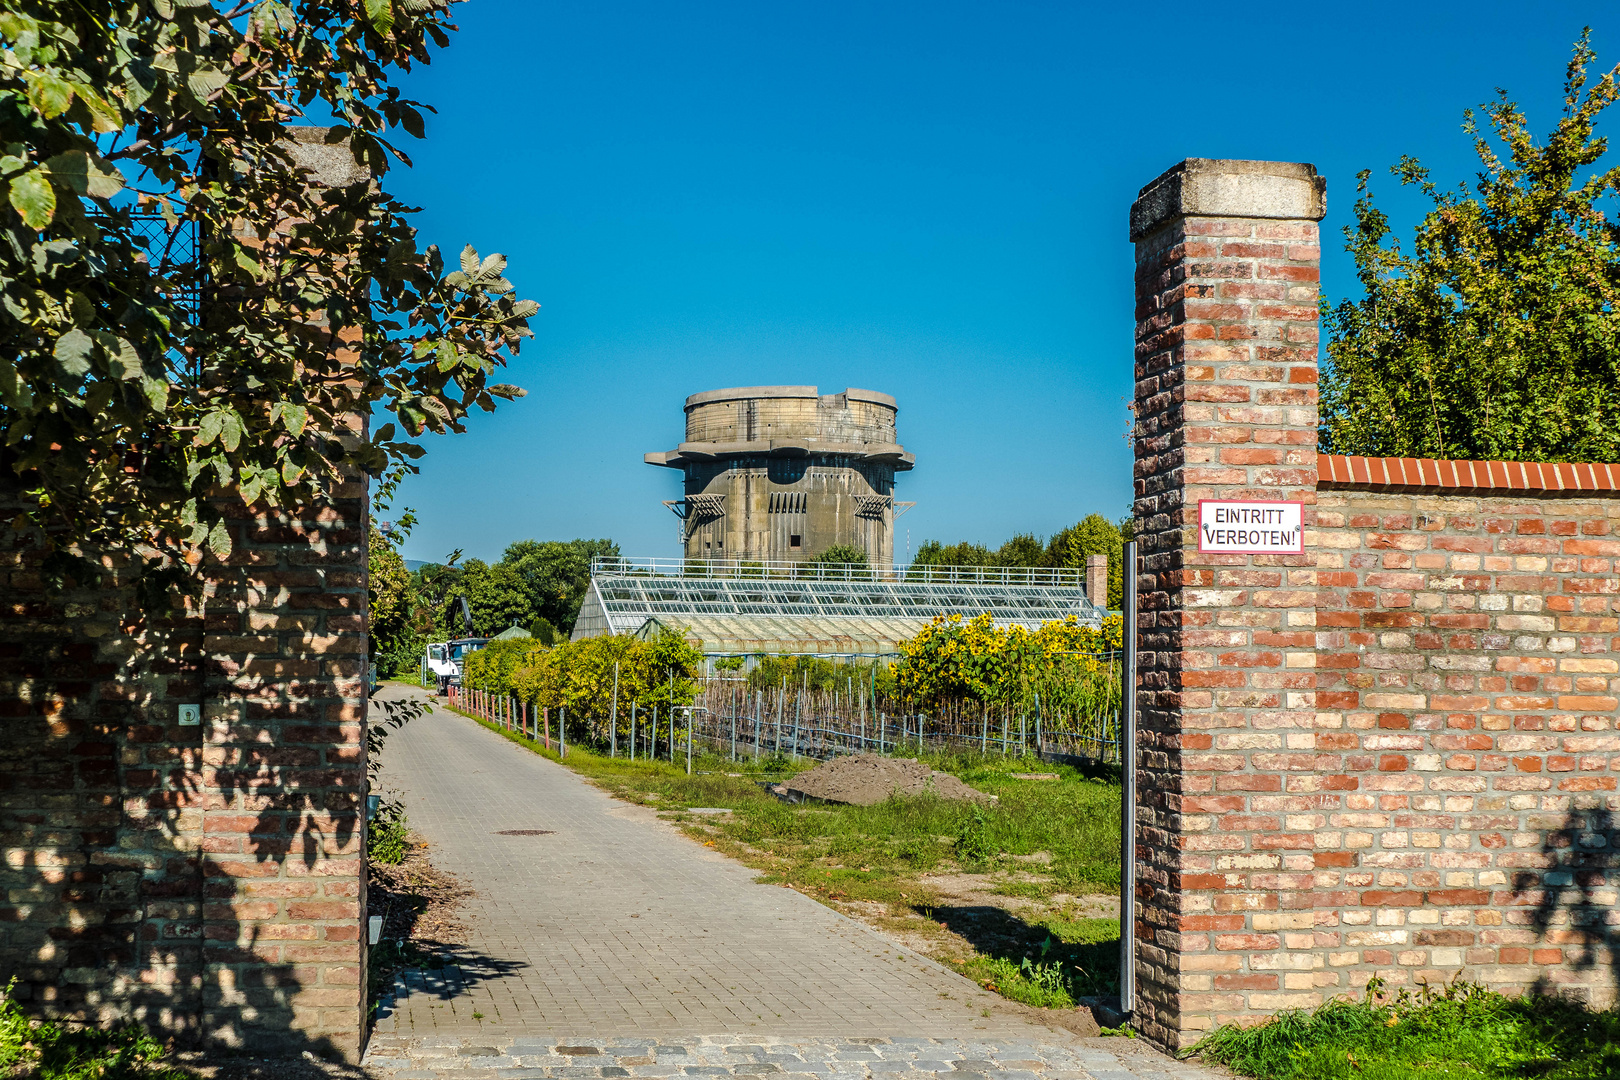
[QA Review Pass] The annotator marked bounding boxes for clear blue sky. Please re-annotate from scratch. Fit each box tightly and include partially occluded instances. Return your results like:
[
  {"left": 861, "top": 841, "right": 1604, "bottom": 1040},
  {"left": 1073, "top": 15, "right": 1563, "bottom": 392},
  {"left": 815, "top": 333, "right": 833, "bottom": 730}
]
[{"left": 385, "top": 2, "right": 1615, "bottom": 566}]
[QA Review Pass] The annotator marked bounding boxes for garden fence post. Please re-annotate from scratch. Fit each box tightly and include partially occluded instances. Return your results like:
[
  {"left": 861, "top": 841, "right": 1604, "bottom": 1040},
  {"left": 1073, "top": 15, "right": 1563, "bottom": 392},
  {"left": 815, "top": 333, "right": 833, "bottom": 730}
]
[
  {"left": 610, "top": 662, "right": 619, "bottom": 758},
  {"left": 630, "top": 701, "right": 637, "bottom": 761},
  {"left": 560, "top": 706, "right": 566, "bottom": 758}
]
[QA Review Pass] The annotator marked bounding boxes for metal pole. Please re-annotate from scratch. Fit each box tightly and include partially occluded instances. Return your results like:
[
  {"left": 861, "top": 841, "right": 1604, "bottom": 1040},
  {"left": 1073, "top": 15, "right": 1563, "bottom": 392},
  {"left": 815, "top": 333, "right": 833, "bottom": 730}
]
[
  {"left": 775, "top": 679, "right": 784, "bottom": 754},
  {"left": 730, "top": 685, "right": 737, "bottom": 761},
  {"left": 686, "top": 709, "right": 692, "bottom": 775},
  {"left": 560, "top": 705, "right": 567, "bottom": 758},
  {"left": 630, "top": 701, "right": 637, "bottom": 761},
  {"left": 610, "top": 662, "right": 619, "bottom": 757},
  {"left": 1121, "top": 538, "right": 1138, "bottom": 1019},
  {"left": 668, "top": 671, "right": 676, "bottom": 764}
]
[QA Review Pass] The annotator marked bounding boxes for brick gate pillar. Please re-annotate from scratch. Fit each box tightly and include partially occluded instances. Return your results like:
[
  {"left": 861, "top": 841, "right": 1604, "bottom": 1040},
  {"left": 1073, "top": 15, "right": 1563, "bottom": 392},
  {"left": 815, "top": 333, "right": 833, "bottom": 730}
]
[{"left": 1129, "top": 160, "right": 1326, "bottom": 1049}]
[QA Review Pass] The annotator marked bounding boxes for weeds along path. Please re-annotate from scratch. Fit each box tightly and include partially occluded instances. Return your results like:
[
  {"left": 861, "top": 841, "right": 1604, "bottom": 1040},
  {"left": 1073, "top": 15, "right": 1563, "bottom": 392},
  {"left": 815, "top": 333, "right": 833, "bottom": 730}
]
[{"left": 367, "top": 684, "right": 1066, "bottom": 1042}]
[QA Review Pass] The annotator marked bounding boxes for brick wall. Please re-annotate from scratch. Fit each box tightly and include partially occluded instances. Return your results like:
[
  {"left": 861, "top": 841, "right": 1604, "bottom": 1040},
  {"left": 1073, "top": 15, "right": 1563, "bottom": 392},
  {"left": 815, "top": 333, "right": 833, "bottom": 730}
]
[
  {"left": 1309, "top": 461, "right": 1618, "bottom": 1008},
  {"left": 1130, "top": 158, "right": 1326, "bottom": 1050},
  {"left": 0, "top": 128, "right": 370, "bottom": 1060},
  {"left": 1128, "top": 158, "right": 1620, "bottom": 1050}
]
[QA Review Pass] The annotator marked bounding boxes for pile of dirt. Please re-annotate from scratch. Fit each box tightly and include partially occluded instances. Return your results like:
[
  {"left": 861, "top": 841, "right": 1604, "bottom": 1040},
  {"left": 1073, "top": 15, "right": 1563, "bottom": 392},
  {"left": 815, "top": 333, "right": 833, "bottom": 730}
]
[{"left": 781, "top": 753, "right": 993, "bottom": 806}]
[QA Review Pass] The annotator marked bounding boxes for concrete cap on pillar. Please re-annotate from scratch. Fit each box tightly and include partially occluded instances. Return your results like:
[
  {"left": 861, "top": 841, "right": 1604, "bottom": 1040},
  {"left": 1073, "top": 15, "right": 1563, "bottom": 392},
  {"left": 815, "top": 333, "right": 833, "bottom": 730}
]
[{"left": 1129, "top": 159, "right": 1326, "bottom": 241}]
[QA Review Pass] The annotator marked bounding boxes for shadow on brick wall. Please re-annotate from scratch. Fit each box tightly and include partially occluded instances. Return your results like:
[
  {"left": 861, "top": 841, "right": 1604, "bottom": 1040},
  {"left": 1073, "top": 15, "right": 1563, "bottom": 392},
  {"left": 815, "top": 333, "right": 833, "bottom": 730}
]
[
  {"left": 1516, "top": 798, "right": 1618, "bottom": 1004},
  {"left": 0, "top": 488, "right": 372, "bottom": 1058}
]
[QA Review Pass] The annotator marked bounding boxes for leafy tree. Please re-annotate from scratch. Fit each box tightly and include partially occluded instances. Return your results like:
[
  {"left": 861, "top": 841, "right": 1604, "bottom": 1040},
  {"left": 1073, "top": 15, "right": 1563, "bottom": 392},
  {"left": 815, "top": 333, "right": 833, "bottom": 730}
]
[
  {"left": 911, "top": 519, "right": 1128, "bottom": 606},
  {"left": 912, "top": 539, "right": 996, "bottom": 568},
  {"left": 808, "top": 543, "right": 869, "bottom": 566},
  {"left": 995, "top": 533, "right": 1044, "bottom": 568},
  {"left": 408, "top": 553, "right": 463, "bottom": 639},
  {"left": 368, "top": 526, "right": 415, "bottom": 674},
  {"left": 1320, "top": 33, "right": 1620, "bottom": 463},
  {"left": 501, "top": 537, "right": 618, "bottom": 632},
  {"left": 456, "top": 557, "right": 530, "bottom": 637},
  {"left": 1044, "top": 514, "right": 1126, "bottom": 608},
  {"left": 0, "top": 1, "right": 537, "bottom": 594}
]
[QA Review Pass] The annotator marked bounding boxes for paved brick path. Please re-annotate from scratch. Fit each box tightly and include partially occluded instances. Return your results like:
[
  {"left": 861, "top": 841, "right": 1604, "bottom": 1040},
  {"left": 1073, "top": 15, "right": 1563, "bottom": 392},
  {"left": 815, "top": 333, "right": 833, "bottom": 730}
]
[{"left": 363, "top": 688, "right": 1219, "bottom": 1080}]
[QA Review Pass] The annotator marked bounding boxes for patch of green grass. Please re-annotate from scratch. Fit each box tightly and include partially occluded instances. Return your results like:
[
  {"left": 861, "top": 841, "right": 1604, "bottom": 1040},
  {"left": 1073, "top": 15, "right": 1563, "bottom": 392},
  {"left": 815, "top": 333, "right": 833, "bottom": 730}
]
[
  {"left": 1195, "top": 978, "right": 1620, "bottom": 1080},
  {"left": 0, "top": 982, "right": 185, "bottom": 1080}
]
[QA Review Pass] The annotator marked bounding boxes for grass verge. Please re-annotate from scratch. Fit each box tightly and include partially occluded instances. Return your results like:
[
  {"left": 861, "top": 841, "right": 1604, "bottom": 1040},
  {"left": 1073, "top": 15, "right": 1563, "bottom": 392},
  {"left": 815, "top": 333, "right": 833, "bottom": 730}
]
[
  {"left": 1194, "top": 978, "right": 1620, "bottom": 1080},
  {"left": 448, "top": 702, "right": 1124, "bottom": 1014}
]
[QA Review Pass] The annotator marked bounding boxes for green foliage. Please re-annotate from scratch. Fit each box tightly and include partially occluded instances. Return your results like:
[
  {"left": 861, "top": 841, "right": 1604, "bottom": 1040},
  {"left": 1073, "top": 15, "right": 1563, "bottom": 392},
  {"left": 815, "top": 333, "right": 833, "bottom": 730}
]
[
  {"left": 913, "top": 515, "right": 1129, "bottom": 608},
  {"left": 367, "top": 810, "right": 409, "bottom": 866},
  {"left": 953, "top": 803, "right": 997, "bottom": 866},
  {"left": 896, "top": 613, "right": 1124, "bottom": 713},
  {"left": 912, "top": 539, "right": 999, "bottom": 568},
  {"left": 441, "top": 538, "right": 619, "bottom": 637},
  {"left": 959, "top": 954, "right": 1075, "bottom": 1010},
  {"left": 456, "top": 557, "right": 532, "bottom": 637},
  {"left": 0, "top": 979, "right": 183, "bottom": 1080},
  {"left": 0, "top": 2, "right": 539, "bottom": 594},
  {"left": 462, "top": 628, "right": 704, "bottom": 732},
  {"left": 370, "top": 526, "right": 417, "bottom": 675},
  {"left": 1046, "top": 514, "right": 1128, "bottom": 609},
  {"left": 528, "top": 616, "right": 563, "bottom": 646},
  {"left": 809, "top": 543, "right": 869, "bottom": 566},
  {"left": 1320, "top": 33, "right": 1620, "bottom": 463},
  {"left": 1196, "top": 977, "right": 1620, "bottom": 1080},
  {"left": 746, "top": 655, "right": 896, "bottom": 699}
]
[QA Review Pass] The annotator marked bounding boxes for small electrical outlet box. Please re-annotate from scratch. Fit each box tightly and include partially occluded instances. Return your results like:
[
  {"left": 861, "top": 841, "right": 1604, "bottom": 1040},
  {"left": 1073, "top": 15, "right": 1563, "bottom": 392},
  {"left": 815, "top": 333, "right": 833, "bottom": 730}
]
[{"left": 178, "top": 704, "right": 201, "bottom": 726}]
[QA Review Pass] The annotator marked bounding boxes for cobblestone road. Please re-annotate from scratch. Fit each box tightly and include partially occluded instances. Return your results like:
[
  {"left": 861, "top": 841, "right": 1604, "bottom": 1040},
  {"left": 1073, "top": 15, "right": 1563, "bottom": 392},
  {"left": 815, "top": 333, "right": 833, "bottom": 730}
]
[{"left": 362, "top": 689, "right": 1218, "bottom": 1080}]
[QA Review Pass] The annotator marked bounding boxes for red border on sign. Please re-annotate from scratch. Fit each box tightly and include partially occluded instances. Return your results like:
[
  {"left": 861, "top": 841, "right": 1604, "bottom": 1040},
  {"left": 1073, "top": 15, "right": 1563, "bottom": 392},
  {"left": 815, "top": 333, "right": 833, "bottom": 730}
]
[{"left": 1196, "top": 499, "right": 1305, "bottom": 554}]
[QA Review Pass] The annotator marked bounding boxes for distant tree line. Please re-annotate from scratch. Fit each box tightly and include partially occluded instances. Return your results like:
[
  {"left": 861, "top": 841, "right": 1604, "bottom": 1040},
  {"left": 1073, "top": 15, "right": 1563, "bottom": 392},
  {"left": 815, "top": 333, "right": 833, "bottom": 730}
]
[
  {"left": 911, "top": 513, "right": 1130, "bottom": 608},
  {"left": 369, "top": 530, "right": 619, "bottom": 675}
]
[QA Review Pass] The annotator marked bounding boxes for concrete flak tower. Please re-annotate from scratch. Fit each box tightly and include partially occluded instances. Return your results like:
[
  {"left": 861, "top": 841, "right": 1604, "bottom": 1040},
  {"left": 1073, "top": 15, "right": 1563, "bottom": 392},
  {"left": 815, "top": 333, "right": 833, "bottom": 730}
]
[{"left": 645, "top": 386, "right": 914, "bottom": 563}]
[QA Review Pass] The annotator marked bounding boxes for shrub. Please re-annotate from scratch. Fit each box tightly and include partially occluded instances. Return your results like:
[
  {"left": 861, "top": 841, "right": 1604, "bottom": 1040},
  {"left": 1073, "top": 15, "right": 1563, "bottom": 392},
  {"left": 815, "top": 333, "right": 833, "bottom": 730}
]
[
  {"left": 953, "top": 804, "right": 998, "bottom": 866},
  {"left": 368, "top": 812, "right": 410, "bottom": 866}
]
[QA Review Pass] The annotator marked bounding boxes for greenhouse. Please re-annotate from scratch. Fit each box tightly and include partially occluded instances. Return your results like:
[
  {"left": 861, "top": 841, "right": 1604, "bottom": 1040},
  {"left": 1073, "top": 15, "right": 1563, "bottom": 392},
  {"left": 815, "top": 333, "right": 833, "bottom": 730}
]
[{"left": 571, "top": 556, "right": 1106, "bottom": 655}]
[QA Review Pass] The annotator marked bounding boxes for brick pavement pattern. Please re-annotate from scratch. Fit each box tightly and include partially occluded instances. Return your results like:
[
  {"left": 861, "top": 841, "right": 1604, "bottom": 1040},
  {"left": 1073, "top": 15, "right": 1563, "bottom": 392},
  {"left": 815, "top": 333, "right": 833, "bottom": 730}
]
[
  {"left": 363, "top": 1036, "right": 1213, "bottom": 1080},
  {"left": 362, "top": 689, "right": 1221, "bottom": 1080}
]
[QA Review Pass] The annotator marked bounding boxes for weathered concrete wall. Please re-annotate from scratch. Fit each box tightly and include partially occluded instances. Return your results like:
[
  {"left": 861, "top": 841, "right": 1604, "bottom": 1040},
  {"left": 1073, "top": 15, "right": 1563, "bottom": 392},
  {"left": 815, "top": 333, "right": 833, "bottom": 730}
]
[{"left": 647, "top": 386, "right": 914, "bottom": 564}]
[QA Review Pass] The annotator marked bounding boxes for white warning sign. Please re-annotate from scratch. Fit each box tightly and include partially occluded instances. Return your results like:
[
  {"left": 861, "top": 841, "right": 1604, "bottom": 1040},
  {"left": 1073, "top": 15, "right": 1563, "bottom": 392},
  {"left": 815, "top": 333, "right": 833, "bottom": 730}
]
[{"left": 1198, "top": 500, "right": 1303, "bottom": 554}]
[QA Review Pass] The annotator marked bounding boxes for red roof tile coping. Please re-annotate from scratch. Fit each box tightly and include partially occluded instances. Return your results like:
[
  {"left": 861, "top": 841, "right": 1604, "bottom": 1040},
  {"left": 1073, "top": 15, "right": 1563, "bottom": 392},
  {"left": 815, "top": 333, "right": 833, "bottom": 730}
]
[{"left": 1318, "top": 454, "right": 1620, "bottom": 496}]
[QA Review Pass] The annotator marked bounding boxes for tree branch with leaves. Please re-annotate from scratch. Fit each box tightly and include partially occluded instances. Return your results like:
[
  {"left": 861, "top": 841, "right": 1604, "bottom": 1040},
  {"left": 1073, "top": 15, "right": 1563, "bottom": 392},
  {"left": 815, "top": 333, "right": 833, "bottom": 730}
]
[
  {"left": 1, "top": 0, "right": 537, "bottom": 598},
  {"left": 1320, "top": 30, "right": 1620, "bottom": 463}
]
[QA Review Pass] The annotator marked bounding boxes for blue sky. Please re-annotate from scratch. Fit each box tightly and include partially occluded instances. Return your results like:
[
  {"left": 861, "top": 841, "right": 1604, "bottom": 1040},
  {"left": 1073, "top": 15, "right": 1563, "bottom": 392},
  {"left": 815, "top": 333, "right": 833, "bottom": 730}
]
[{"left": 384, "top": 2, "right": 1616, "bottom": 565}]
